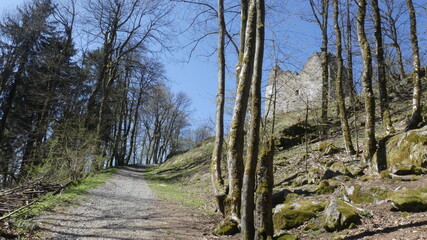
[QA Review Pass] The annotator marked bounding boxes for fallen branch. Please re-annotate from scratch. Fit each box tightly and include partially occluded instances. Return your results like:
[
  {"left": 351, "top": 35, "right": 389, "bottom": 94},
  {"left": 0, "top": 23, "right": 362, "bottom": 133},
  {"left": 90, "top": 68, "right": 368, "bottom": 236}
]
[{"left": 0, "top": 200, "right": 37, "bottom": 221}]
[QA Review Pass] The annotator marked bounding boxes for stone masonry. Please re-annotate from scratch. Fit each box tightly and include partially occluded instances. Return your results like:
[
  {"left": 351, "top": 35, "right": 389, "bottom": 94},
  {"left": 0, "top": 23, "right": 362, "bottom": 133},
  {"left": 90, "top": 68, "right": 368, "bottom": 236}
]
[{"left": 265, "top": 52, "right": 352, "bottom": 114}]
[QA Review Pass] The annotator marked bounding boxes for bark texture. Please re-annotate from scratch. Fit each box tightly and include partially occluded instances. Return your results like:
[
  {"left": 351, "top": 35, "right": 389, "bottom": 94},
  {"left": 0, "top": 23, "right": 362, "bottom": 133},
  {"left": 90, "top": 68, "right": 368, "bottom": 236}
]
[
  {"left": 320, "top": 0, "right": 330, "bottom": 135},
  {"left": 226, "top": 0, "right": 257, "bottom": 222},
  {"left": 255, "top": 137, "right": 274, "bottom": 240},
  {"left": 211, "top": 0, "right": 226, "bottom": 203},
  {"left": 241, "top": 0, "right": 265, "bottom": 238},
  {"left": 357, "top": 0, "right": 376, "bottom": 162},
  {"left": 405, "top": 0, "right": 423, "bottom": 131},
  {"left": 333, "top": 0, "right": 355, "bottom": 155},
  {"left": 372, "top": 0, "right": 395, "bottom": 135}
]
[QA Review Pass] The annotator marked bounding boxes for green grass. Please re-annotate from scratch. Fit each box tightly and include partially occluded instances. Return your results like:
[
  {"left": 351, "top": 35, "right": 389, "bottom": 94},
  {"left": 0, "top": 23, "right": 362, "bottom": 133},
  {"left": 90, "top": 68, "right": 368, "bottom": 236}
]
[
  {"left": 143, "top": 140, "right": 217, "bottom": 215},
  {"left": 12, "top": 168, "right": 118, "bottom": 224},
  {"left": 143, "top": 167, "right": 207, "bottom": 209}
]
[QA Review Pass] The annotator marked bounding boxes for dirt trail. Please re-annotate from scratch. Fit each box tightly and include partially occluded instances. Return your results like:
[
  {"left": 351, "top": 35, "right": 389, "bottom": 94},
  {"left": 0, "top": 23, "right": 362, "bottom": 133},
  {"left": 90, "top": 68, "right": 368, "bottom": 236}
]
[{"left": 36, "top": 166, "right": 230, "bottom": 240}]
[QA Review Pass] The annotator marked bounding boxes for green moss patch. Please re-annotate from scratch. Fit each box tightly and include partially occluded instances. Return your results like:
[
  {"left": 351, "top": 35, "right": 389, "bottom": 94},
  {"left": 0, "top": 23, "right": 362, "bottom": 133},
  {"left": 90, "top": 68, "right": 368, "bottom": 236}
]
[
  {"left": 376, "top": 126, "right": 427, "bottom": 172},
  {"left": 275, "top": 233, "right": 299, "bottom": 240},
  {"left": 316, "top": 180, "right": 338, "bottom": 194},
  {"left": 273, "top": 201, "right": 325, "bottom": 231},
  {"left": 389, "top": 187, "right": 427, "bottom": 212},
  {"left": 344, "top": 185, "right": 389, "bottom": 204},
  {"left": 212, "top": 218, "right": 239, "bottom": 235},
  {"left": 323, "top": 199, "right": 361, "bottom": 232}
]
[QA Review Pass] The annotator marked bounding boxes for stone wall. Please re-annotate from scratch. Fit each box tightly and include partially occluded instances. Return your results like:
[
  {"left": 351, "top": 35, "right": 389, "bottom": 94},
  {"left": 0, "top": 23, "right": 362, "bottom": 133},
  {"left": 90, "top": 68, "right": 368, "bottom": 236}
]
[{"left": 265, "top": 52, "right": 351, "bottom": 115}]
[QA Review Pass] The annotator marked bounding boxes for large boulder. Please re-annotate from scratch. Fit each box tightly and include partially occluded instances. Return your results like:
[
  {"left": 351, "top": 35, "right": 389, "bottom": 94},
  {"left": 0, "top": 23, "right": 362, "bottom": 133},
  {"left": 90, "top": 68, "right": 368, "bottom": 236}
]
[
  {"left": 374, "top": 126, "right": 427, "bottom": 172},
  {"left": 343, "top": 185, "right": 389, "bottom": 204},
  {"left": 323, "top": 199, "right": 361, "bottom": 232},
  {"left": 389, "top": 187, "right": 427, "bottom": 212},
  {"left": 273, "top": 200, "right": 325, "bottom": 231},
  {"left": 322, "top": 161, "right": 353, "bottom": 180}
]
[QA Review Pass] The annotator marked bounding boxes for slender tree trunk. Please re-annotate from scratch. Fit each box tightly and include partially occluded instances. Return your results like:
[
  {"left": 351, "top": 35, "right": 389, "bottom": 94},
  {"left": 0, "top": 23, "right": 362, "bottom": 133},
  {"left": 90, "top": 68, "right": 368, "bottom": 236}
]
[
  {"left": 333, "top": 0, "right": 355, "bottom": 155},
  {"left": 226, "top": 0, "right": 257, "bottom": 222},
  {"left": 372, "top": 0, "right": 395, "bottom": 135},
  {"left": 241, "top": 0, "right": 265, "bottom": 238},
  {"left": 255, "top": 136, "right": 274, "bottom": 240},
  {"left": 357, "top": 0, "right": 376, "bottom": 163},
  {"left": 405, "top": 0, "right": 422, "bottom": 130},
  {"left": 345, "top": 0, "right": 360, "bottom": 153},
  {"left": 395, "top": 42, "right": 405, "bottom": 80},
  {"left": 320, "top": 0, "right": 329, "bottom": 136},
  {"left": 211, "top": 0, "right": 226, "bottom": 207}
]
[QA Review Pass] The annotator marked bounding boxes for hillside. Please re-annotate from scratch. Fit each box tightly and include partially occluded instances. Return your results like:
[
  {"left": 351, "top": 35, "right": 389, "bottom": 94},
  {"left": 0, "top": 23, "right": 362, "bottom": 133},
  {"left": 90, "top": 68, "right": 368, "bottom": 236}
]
[{"left": 146, "top": 88, "right": 427, "bottom": 239}]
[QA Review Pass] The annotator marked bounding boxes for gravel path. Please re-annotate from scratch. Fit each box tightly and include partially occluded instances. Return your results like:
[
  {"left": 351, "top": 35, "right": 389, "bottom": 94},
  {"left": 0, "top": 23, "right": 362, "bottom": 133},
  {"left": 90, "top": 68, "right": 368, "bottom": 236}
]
[{"left": 36, "top": 166, "right": 223, "bottom": 240}]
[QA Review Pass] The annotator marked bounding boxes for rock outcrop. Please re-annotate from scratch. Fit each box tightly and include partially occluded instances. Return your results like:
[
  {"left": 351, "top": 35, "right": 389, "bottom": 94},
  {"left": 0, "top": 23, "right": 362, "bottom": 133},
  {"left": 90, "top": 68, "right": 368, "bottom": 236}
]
[{"left": 374, "top": 126, "right": 427, "bottom": 173}]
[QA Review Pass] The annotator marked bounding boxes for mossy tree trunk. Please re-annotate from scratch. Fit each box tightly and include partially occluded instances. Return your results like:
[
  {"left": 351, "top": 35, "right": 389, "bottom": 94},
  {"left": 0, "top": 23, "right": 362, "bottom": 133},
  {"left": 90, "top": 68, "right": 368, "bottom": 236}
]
[
  {"left": 372, "top": 0, "right": 395, "bottom": 135},
  {"left": 226, "top": 0, "right": 256, "bottom": 223},
  {"left": 333, "top": 0, "right": 355, "bottom": 155},
  {"left": 405, "top": 0, "right": 422, "bottom": 130},
  {"left": 211, "top": 0, "right": 226, "bottom": 208},
  {"left": 345, "top": 0, "right": 360, "bottom": 153},
  {"left": 357, "top": 0, "right": 376, "bottom": 162},
  {"left": 255, "top": 137, "right": 274, "bottom": 240},
  {"left": 241, "top": 0, "right": 265, "bottom": 238}
]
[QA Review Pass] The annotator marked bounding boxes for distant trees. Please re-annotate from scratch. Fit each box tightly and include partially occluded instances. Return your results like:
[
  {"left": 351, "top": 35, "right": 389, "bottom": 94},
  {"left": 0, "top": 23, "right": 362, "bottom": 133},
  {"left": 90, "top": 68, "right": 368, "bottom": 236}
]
[
  {"left": 0, "top": 0, "right": 191, "bottom": 187},
  {"left": 381, "top": 0, "right": 407, "bottom": 80},
  {"left": 140, "top": 85, "right": 191, "bottom": 164}
]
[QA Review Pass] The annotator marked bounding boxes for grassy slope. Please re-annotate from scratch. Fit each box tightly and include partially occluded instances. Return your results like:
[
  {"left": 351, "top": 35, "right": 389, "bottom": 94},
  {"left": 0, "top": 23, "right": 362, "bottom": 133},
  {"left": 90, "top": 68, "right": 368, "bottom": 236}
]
[
  {"left": 143, "top": 87, "right": 427, "bottom": 239},
  {"left": 143, "top": 140, "right": 218, "bottom": 215}
]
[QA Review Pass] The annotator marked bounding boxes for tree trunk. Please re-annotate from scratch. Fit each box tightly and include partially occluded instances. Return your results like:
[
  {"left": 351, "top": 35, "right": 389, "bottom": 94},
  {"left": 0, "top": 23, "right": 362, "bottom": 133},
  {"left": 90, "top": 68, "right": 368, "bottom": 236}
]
[
  {"left": 357, "top": 0, "right": 376, "bottom": 163},
  {"left": 345, "top": 0, "right": 360, "bottom": 153},
  {"left": 333, "top": 0, "right": 355, "bottom": 155},
  {"left": 372, "top": 0, "right": 395, "bottom": 135},
  {"left": 320, "top": 0, "right": 329, "bottom": 136},
  {"left": 211, "top": 0, "right": 226, "bottom": 206},
  {"left": 405, "top": 0, "right": 422, "bottom": 130},
  {"left": 226, "top": 0, "right": 257, "bottom": 222},
  {"left": 241, "top": 0, "right": 265, "bottom": 238},
  {"left": 255, "top": 137, "right": 274, "bottom": 240}
]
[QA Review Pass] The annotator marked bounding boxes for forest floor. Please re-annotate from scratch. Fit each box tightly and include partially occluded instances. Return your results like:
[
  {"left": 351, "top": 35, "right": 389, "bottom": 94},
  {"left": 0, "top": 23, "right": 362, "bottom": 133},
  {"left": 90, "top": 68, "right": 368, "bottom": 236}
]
[{"left": 33, "top": 166, "right": 236, "bottom": 240}]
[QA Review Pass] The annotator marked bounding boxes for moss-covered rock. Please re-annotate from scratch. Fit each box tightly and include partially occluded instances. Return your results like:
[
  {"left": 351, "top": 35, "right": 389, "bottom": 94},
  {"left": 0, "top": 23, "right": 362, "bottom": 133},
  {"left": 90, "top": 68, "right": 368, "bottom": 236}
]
[
  {"left": 322, "top": 162, "right": 352, "bottom": 179},
  {"left": 273, "top": 201, "right": 325, "bottom": 231},
  {"left": 316, "top": 180, "right": 338, "bottom": 194},
  {"left": 330, "top": 162, "right": 351, "bottom": 176},
  {"left": 348, "top": 163, "right": 367, "bottom": 176},
  {"left": 389, "top": 187, "right": 427, "bottom": 212},
  {"left": 323, "top": 199, "right": 361, "bottom": 232},
  {"left": 390, "top": 163, "right": 423, "bottom": 175},
  {"left": 343, "top": 185, "right": 389, "bottom": 204},
  {"left": 318, "top": 141, "right": 339, "bottom": 155},
  {"left": 212, "top": 218, "right": 239, "bottom": 235},
  {"left": 373, "top": 126, "right": 427, "bottom": 172},
  {"left": 275, "top": 233, "right": 299, "bottom": 240}
]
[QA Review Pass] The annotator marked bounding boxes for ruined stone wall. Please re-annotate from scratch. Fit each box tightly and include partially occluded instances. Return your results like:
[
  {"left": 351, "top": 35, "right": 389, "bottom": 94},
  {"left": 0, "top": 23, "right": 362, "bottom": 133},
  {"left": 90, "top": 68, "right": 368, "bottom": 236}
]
[{"left": 265, "top": 52, "right": 350, "bottom": 115}]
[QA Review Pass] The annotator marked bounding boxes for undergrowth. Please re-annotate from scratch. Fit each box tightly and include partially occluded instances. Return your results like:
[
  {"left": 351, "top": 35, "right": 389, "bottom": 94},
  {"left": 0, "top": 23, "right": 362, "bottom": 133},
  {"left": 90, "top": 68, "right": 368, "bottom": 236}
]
[{"left": 12, "top": 168, "right": 117, "bottom": 232}]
